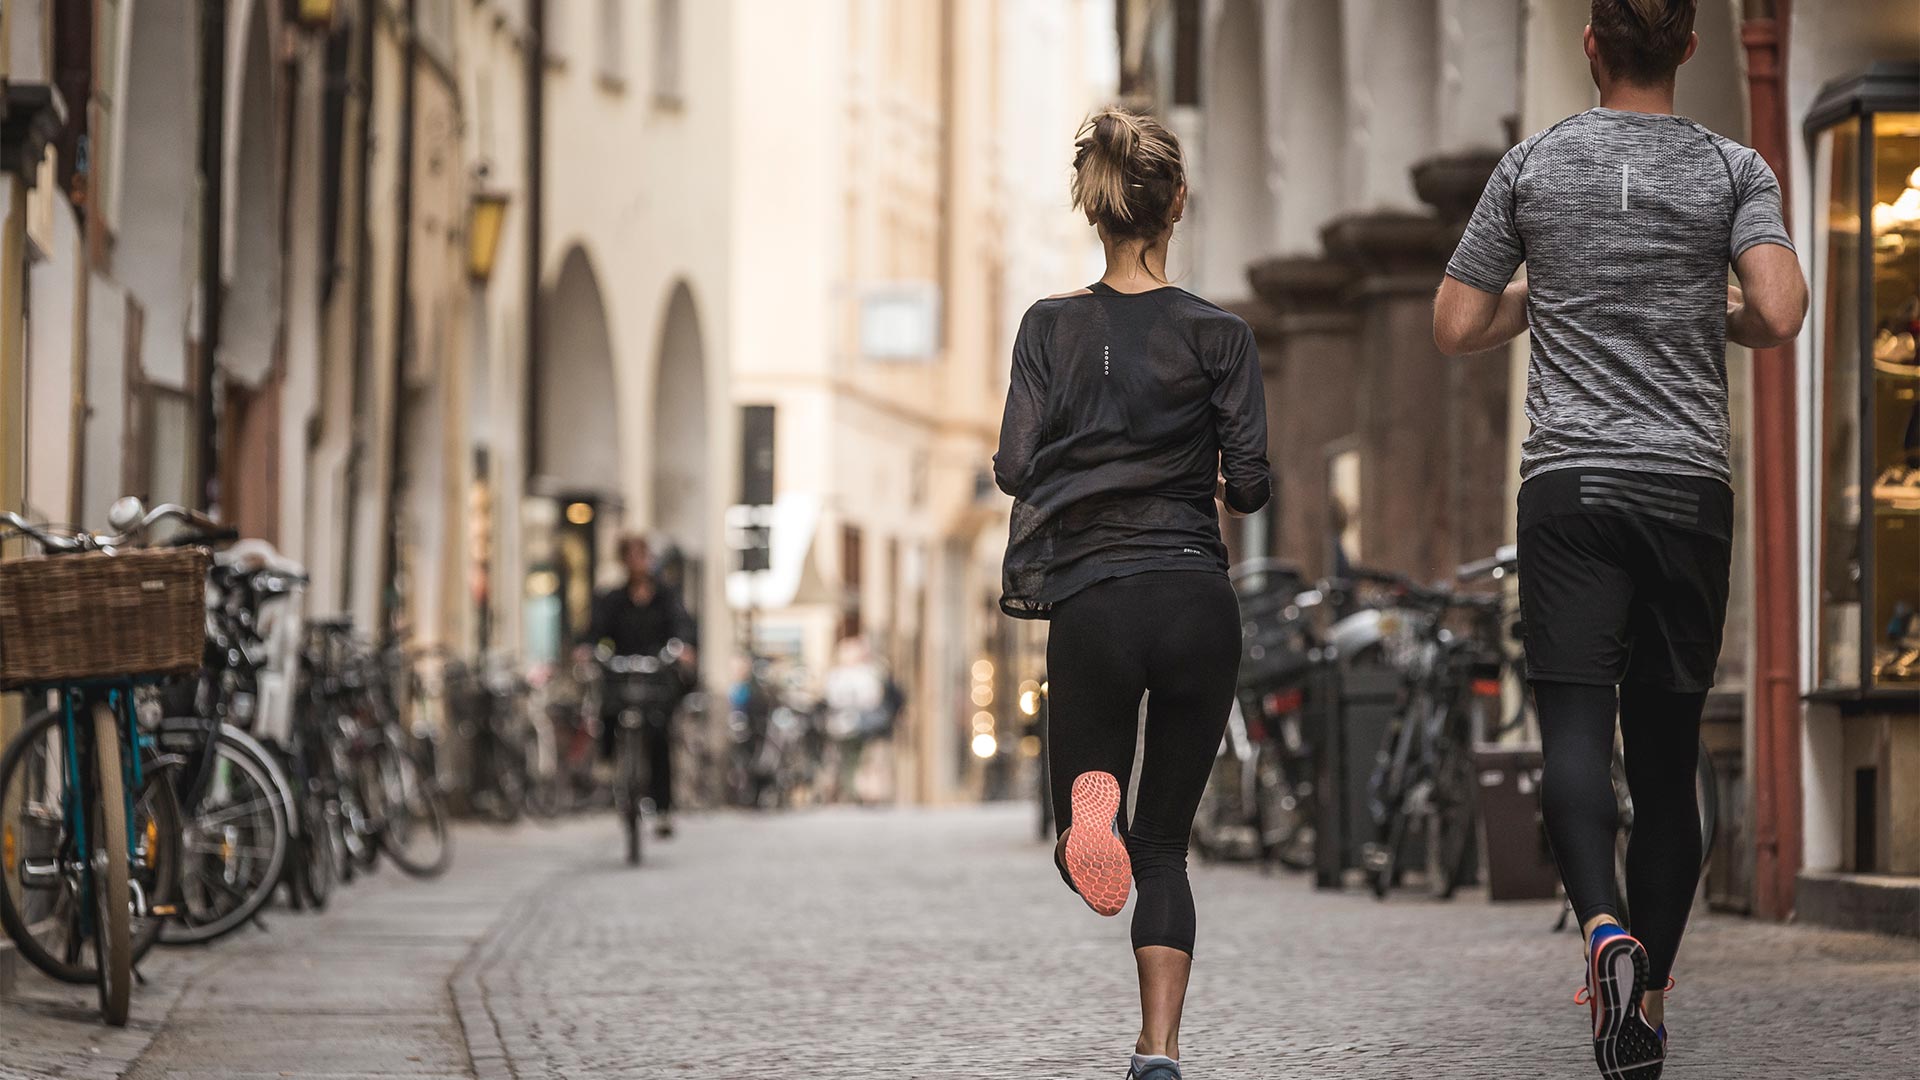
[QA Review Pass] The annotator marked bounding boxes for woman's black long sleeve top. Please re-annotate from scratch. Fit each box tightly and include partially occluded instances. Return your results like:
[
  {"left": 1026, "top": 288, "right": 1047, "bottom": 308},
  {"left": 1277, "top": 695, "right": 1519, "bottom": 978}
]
[{"left": 993, "top": 282, "right": 1271, "bottom": 619}]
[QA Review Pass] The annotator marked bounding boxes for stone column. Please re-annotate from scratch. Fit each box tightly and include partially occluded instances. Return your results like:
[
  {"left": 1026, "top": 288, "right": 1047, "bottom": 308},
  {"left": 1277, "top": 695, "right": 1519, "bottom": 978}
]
[
  {"left": 1321, "top": 211, "right": 1458, "bottom": 579},
  {"left": 1415, "top": 152, "right": 1512, "bottom": 574},
  {"left": 1247, "top": 256, "right": 1361, "bottom": 579}
]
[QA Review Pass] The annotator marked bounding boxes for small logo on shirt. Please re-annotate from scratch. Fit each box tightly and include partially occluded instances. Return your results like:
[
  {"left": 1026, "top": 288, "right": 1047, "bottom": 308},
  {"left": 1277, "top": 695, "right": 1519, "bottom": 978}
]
[{"left": 1180, "top": 547, "right": 1203, "bottom": 556}]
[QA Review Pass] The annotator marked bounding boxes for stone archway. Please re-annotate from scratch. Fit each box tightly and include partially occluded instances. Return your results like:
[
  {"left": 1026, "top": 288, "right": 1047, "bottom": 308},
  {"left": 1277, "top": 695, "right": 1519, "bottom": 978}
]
[
  {"left": 537, "top": 246, "right": 622, "bottom": 496},
  {"left": 650, "top": 280, "right": 709, "bottom": 607},
  {"left": 526, "top": 245, "right": 623, "bottom": 657}
]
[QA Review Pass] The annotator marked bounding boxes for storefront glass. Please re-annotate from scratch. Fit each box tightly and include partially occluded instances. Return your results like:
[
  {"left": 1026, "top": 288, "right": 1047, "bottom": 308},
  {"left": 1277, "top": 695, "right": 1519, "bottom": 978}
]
[
  {"left": 1816, "top": 117, "right": 1863, "bottom": 690},
  {"left": 1812, "top": 94, "right": 1920, "bottom": 694}
]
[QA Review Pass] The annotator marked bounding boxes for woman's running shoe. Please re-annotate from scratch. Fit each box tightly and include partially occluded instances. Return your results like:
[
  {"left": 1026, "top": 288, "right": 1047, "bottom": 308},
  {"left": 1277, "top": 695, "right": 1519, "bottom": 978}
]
[
  {"left": 1061, "top": 771, "right": 1131, "bottom": 916},
  {"left": 1126, "top": 1056, "right": 1181, "bottom": 1080},
  {"left": 1575, "top": 928, "right": 1664, "bottom": 1079}
]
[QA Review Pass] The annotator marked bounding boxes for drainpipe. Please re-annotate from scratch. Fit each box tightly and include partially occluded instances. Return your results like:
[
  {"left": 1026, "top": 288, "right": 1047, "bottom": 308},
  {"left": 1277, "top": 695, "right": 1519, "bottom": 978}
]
[
  {"left": 1741, "top": 0, "right": 1801, "bottom": 922},
  {"left": 196, "top": 0, "right": 228, "bottom": 512},
  {"left": 524, "top": 0, "right": 544, "bottom": 481},
  {"left": 379, "top": 0, "right": 418, "bottom": 645}
]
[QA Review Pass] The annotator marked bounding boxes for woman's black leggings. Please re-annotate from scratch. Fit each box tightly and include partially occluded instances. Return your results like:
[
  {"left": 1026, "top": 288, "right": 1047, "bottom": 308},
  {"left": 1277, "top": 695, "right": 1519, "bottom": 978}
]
[
  {"left": 1047, "top": 570, "right": 1239, "bottom": 955},
  {"left": 1534, "top": 680, "right": 1705, "bottom": 985}
]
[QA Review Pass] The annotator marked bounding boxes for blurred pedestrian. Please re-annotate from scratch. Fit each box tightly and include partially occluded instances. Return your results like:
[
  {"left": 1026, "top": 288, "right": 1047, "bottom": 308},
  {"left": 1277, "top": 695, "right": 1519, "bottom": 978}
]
[
  {"left": 822, "top": 636, "right": 897, "bottom": 804},
  {"left": 579, "top": 533, "right": 699, "bottom": 838},
  {"left": 994, "top": 105, "right": 1269, "bottom": 1080},
  {"left": 1433, "top": 2, "right": 1805, "bottom": 1076}
]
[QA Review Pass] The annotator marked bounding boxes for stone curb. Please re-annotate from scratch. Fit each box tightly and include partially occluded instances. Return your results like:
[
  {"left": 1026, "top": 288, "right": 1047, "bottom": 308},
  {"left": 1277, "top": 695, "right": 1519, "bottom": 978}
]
[{"left": 449, "top": 869, "right": 561, "bottom": 1080}]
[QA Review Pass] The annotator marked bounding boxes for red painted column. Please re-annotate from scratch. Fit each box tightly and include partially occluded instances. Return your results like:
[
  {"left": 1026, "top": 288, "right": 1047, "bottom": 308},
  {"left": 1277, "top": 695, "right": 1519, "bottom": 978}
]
[{"left": 1741, "top": 3, "right": 1803, "bottom": 922}]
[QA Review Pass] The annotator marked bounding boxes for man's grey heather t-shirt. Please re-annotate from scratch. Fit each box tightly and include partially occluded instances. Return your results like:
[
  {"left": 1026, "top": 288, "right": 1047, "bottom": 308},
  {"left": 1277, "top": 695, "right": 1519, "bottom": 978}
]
[{"left": 1446, "top": 107, "right": 1794, "bottom": 483}]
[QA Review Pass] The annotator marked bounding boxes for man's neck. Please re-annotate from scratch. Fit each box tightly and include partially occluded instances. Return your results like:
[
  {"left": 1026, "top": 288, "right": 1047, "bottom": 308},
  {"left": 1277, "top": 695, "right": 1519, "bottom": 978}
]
[{"left": 1598, "top": 79, "right": 1677, "bottom": 116}]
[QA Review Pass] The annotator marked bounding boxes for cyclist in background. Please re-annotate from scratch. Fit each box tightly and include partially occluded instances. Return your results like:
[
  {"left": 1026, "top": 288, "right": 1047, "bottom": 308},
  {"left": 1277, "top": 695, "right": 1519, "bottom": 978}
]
[
  {"left": 1433, "top": 2, "right": 1805, "bottom": 1077},
  {"left": 581, "top": 533, "right": 698, "bottom": 838}
]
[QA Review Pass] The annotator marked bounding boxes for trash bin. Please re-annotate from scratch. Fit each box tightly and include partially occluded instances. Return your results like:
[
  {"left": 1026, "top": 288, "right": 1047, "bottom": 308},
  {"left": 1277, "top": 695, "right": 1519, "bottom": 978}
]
[
  {"left": 1310, "top": 661, "right": 1402, "bottom": 888},
  {"left": 1471, "top": 745, "right": 1561, "bottom": 902}
]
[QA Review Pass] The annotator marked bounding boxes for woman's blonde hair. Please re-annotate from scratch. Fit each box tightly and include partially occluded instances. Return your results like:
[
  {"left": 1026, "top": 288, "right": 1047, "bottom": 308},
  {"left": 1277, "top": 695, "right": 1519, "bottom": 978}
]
[{"left": 1070, "top": 106, "right": 1185, "bottom": 245}]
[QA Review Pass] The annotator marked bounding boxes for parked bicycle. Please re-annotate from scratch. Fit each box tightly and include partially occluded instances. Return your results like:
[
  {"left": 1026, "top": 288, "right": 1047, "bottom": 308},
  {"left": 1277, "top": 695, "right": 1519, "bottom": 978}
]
[{"left": 0, "top": 497, "right": 215, "bottom": 1024}]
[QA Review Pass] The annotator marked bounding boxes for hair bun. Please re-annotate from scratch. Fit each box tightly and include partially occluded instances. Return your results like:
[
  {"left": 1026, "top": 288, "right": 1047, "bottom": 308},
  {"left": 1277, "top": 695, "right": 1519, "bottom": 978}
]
[{"left": 1071, "top": 106, "right": 1184, "bottom": 239}]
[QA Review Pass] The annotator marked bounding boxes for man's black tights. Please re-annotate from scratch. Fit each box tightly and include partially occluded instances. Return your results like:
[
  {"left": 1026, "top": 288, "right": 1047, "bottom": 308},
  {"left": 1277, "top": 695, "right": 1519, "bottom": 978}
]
[{"left": 1534, "top": 680, "right": 1704, "bottom": 986}]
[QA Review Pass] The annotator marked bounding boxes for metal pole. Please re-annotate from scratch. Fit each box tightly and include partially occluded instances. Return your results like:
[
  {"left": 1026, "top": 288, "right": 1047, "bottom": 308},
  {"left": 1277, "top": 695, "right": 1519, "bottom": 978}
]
[{"left": 196, "top": 0, "right": 227, "bottom": 512}]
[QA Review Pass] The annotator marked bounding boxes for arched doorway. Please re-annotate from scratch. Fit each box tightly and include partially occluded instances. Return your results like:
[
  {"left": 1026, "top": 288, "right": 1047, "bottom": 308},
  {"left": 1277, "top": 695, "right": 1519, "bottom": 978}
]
[
  {"left": 218, "top": 0, "right": 284, "bottom": 541},
  {"left": 526, "top": 245, "right": 622, "bottom": 661},
  {"left": 1199, "top": 0, "right": 1273, "bottom": 297},
  {"left": 113, "top": 0, "right": 201, "bottom": 510},
  {"left": 651, "top": 281, "right": 709, "bottom": 611}
]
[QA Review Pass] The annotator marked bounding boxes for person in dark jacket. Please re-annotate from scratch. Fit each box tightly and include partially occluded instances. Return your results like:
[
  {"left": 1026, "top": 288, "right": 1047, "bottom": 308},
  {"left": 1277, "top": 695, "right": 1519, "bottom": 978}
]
[
  {"left": 993, "top": 105, "right": 1269, "bottom": 1080},
  {"left": 580, "top": 533, "right": 697, "bottom": 838}
]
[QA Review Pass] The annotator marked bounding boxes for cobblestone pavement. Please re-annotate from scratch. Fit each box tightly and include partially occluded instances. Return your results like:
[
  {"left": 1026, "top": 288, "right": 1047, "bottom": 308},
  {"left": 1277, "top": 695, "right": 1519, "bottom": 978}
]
[{"left": 4, "top": 806, "right": 1915, "bottom": 1079}]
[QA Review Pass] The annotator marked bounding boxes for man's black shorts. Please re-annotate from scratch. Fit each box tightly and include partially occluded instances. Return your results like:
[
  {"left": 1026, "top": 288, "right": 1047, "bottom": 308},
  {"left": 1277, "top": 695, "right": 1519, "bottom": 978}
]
[{"left": 1517, "top": 468, "right": 1733, "bottom": 694}]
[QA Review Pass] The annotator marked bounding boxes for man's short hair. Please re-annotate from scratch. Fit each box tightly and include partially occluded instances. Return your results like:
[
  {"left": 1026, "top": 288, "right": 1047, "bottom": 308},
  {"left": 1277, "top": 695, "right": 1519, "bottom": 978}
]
[{"left": 1591, "top": 0, "right": 1698, "bottom": 85}]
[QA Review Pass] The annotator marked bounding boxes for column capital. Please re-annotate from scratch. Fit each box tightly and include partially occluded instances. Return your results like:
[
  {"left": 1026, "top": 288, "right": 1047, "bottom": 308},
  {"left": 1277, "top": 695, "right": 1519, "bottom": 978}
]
[
  {"left": 1411, "top": 149, "right": 1504, "bottom": 226},
  {"left": 1320, "top": 210, "right": 1450, "bottom": 295},
  {"left": 1247, "top": 255, "right": 1358, "bottom": 334}
]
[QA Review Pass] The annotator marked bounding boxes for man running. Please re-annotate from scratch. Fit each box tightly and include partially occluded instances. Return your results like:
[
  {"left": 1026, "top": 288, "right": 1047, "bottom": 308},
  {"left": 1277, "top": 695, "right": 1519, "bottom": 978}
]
[{"left": 1432, "top": 2, "right": 1805, "bottom": 1077}]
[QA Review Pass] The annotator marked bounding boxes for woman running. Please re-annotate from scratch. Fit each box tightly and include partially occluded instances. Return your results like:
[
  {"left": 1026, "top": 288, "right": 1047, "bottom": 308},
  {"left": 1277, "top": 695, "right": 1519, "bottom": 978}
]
[{"left": 993, "top": 106, "right": 1269, "bottom": 1080}]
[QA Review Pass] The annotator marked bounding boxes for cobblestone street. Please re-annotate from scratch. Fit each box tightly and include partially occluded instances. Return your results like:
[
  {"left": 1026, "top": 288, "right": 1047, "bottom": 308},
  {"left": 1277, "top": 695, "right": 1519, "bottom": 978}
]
[{"left": 3, "top": 806, "right": 1914, "bottom": 1079}]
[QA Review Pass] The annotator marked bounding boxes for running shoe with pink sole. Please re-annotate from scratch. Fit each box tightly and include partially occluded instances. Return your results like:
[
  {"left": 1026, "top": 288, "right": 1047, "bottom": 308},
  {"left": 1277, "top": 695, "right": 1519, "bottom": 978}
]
[{"left": 1059, "top": 771, "right": 1131, "bottom": 916}]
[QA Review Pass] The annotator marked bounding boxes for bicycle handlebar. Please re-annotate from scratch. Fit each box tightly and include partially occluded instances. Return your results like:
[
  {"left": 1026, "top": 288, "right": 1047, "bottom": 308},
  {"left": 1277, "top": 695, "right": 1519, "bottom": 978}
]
[
  {"left": 1456, "top": 543, "right": 1519, "bottom": 584},
  {"left": 0, "top": 512, "right": 85, "bottom": 553}
]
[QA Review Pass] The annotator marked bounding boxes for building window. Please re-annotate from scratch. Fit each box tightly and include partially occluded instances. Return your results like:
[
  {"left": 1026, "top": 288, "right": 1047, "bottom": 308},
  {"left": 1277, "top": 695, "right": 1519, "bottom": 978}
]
[
  {"left": 653, "top": 0, "right": 683, "bottom": 107},
  {"left": 596, "top": 0, "right": 625, "bottom": 87},
  {"left": 840, "top": 523, "right": 863, "bottom": 642},
  {"left": 1807, "top": 67, "right": 1920, "bottom": 694}
]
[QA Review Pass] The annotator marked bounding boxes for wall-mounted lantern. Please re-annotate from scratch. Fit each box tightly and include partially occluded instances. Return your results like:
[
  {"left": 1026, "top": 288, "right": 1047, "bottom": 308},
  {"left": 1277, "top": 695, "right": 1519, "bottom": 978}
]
[
  {"left": 293, "top": 0, "right": 337, "bottom": 31},
  {"left": 467, "top": 190, "right": 511, "bottom": 283}
]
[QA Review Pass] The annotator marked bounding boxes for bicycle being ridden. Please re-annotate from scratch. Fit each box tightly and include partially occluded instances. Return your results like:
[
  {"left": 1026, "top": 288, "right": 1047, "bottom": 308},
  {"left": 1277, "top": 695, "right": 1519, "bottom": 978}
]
[{"left": 590, "top": 640, "right": 693, "bottom": 865}]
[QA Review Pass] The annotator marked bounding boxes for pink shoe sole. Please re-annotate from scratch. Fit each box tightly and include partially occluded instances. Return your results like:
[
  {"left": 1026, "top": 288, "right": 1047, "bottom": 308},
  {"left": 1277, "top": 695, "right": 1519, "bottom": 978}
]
[{"left": 1064, "top": 771, "right": 1131, "bottom": 916}]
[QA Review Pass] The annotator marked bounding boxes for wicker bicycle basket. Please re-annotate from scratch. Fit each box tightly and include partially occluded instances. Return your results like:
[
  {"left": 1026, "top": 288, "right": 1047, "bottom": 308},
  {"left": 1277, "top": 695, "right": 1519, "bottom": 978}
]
[{"left": 0, "top": 547, "right": 210, "bottom": 689}]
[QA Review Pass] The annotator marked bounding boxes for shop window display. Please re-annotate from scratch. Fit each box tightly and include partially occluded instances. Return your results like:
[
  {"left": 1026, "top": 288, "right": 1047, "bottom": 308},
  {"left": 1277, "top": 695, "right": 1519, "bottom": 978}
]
[{"left": 1809, "top": 67, "right": 1920, "bottom": 694}]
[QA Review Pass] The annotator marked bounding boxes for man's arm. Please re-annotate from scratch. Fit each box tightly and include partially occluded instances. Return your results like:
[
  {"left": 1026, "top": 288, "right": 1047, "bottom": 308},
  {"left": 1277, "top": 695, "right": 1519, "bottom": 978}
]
[
  {"left": 1437, "top": 141, "right": 1530, "bottom": 356},
  {"left": 1727, "top": 244, "right": 1807, "bottom": 349},
  {"left": 1434, "top": 277, "right": 1529, "bottom": 357}
]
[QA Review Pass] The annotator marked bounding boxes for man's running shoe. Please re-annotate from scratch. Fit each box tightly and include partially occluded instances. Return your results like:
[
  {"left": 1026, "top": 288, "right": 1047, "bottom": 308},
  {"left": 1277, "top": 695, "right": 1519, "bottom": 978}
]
[
  {"left": 1575, "top": 928, "right": 1664, "bottom": 1079},
  {"left": 1061, "top": 771, "right": 1130, "bottom": 916}
]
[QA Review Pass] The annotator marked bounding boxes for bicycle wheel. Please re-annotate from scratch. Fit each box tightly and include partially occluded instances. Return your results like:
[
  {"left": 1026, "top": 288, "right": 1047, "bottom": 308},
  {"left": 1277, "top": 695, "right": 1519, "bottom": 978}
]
[
  {"left": 1255, "top": 742, "right": 1316, "bottom": 872},
  {"left": 1696, "top": 736, "right": 1719, "bottom": 866},
  {"left": 291, "top": 788, "right": 338, "bottom": 910},
  {"left": 0, "top": 709, "right": 180, "bottom": 986},
  {"left": 159, "top": 727, "right": 290, "bottom": 945},
  {"left": 620, "top": 726, "right": 643, "bottom": 866},
  {"left": 89, "top": 703, "right": 133, "bottom": 1026},
  {"left": 376, "top": 744, "right": 452, "bottom": 878},
  {"left": 1426, "top": 744, "right": 1478, "bottom": 899}
]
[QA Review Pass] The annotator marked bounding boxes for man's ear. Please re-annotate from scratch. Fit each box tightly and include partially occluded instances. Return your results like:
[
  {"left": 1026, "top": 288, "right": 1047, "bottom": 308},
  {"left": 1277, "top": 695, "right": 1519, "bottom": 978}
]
[
  {"left": 1680, "top": 31, "right": 1699, "bottom": 67},
  {"left": 1582, "top": 25, "right": 1599, "bottom": 65}
]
